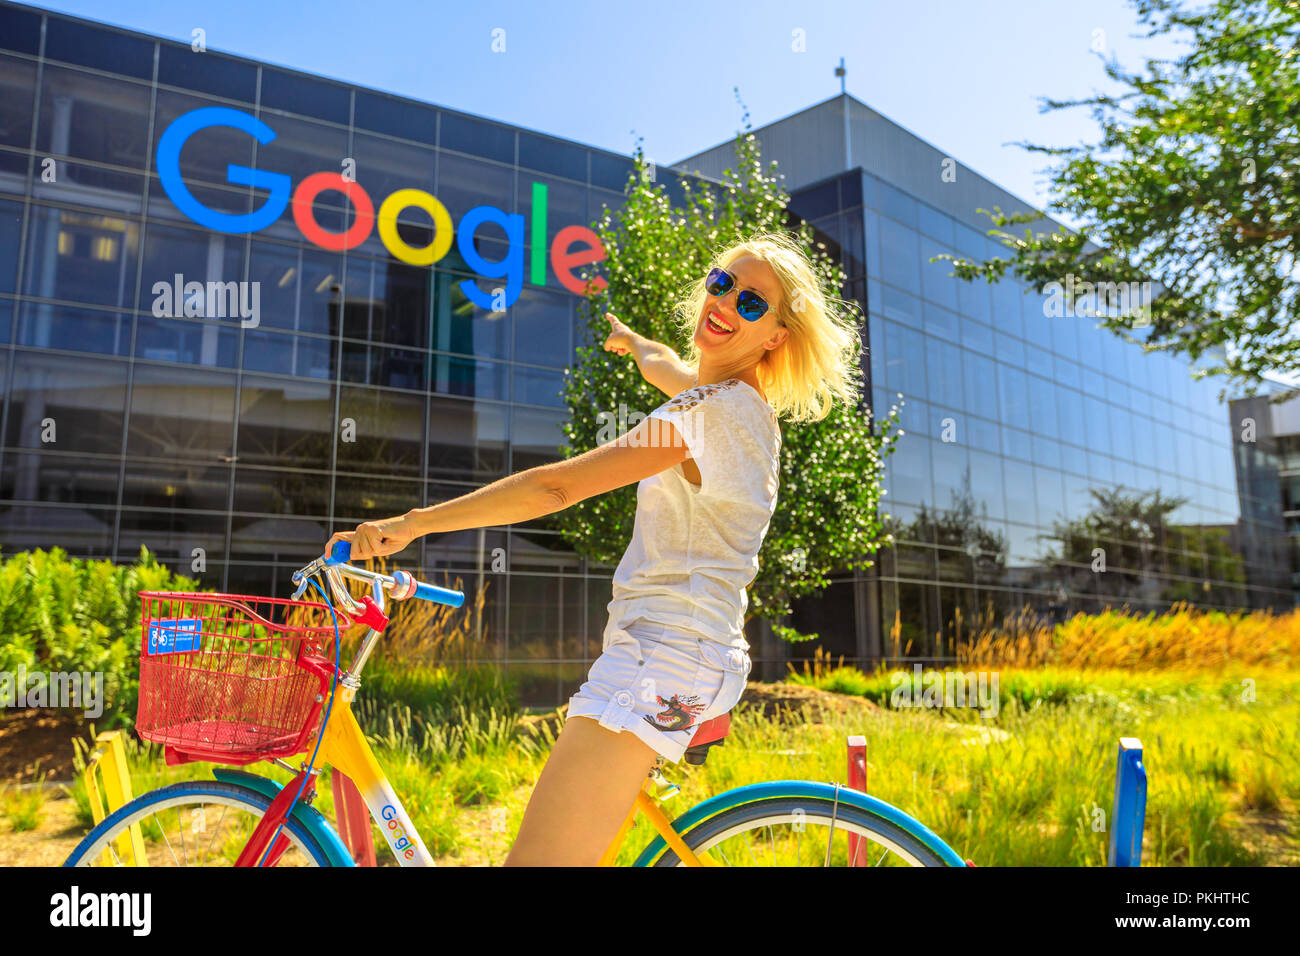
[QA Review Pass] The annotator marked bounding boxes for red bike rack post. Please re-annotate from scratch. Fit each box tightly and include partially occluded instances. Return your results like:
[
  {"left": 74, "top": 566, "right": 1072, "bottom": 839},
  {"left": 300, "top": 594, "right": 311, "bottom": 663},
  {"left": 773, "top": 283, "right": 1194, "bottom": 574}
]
[
  {"left": 846, "top": 734, "right": 868, "bottom": 866},
  {"left": 332, "top": 770, "right": 377, "bottom": 866}
]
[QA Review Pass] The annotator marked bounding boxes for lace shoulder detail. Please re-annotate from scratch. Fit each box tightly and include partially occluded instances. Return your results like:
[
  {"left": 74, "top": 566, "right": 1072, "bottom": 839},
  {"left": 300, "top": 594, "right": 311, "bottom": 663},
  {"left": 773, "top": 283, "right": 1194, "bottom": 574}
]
[{"left": 663, "top": 378, "right": 741, "bottom": 413}]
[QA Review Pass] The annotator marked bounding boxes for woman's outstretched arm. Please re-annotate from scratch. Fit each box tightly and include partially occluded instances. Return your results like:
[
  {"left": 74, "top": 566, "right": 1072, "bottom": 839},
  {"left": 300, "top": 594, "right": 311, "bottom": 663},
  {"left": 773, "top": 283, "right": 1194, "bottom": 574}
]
[{"left": 328, "top": 415, "right": 692, "bottom": 559}]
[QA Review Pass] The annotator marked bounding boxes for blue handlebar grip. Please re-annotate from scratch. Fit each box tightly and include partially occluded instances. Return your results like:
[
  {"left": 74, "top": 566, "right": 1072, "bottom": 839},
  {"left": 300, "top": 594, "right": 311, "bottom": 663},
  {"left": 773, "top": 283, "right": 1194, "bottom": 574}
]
[
  {"left": 326, "top": 540, "right": 351, "bottom": 565},
  {"left": 415, "top": 581, "right": 465, "bottom": 608}
]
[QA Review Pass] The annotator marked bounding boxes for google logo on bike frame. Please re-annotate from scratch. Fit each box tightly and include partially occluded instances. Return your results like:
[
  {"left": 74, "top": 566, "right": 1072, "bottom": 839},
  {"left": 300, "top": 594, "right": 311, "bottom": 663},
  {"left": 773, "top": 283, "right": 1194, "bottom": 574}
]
[{"left": 156, "top": 106, "right": 608, "bottom": 310}]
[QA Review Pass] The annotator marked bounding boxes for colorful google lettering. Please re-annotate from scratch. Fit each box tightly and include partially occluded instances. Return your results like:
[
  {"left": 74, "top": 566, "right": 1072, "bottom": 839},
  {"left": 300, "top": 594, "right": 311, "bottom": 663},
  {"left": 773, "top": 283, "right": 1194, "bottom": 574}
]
[
  {"left": 380, "top": 803, "right": 417, "bottom": 861},
  {"left": 155, "top": 106, "right": 608, "bottom": 309}
]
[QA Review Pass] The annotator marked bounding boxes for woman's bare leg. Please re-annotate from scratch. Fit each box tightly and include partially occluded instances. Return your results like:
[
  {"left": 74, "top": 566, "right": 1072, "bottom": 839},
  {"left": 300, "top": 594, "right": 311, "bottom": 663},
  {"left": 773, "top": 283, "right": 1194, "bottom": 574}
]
[{"left": 505, "top": 714, "right": 660, "bottom": 866}]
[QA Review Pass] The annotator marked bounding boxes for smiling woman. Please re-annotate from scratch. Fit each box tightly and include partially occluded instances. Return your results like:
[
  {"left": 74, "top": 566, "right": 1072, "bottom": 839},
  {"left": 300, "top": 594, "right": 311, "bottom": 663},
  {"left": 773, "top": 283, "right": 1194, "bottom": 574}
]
[{"left": 329, "top": 230, "right": 863, "bottom": 865}]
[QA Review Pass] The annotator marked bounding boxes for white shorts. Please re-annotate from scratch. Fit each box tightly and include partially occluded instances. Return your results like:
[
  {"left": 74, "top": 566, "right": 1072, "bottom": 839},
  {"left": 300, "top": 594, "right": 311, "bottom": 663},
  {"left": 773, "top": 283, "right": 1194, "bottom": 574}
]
[{"left": 567, "top": 617, "right": 751, "bottom": 763}]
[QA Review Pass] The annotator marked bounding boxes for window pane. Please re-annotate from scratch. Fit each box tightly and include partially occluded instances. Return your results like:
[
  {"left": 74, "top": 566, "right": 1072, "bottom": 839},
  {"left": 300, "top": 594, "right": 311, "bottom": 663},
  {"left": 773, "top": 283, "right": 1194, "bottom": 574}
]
[
  {"left": 963, "top": 351, "right": 999, "bottom": 421},
  {"left": 243, "top": 329, "right": 333, "bottom": 380},
  {"left": 343, "top": 257, "right": 431, "bottom": 348},
  {"left": 134, "top": 314, "right": 239, "bottom": 368},
  {"left": 925, "top": 338, "right": 963, "bottom": 410},
  {"left": 889, "top": 434, "right": 933, "bottom": 507},
  {"left": 956, "top": 273, "right": 991, "bottom": 325},
  {"left": 512, "top": 365, "right": 565, "bottom": 408},
  {"left": 923, "top": 301, "right": 959, "bottom": 343},
  {"left": 36, "top": 67, "right": 151, "bottom": 169},
  {"left": 432, "top": 352, "right": 507, "bottom": 401},
  {"left": 232, "top": 465, "right": 330, "bottom": 517},
  {"left": 879, "top": 218, "right": 919, "bottom": 291},
  {"left": 341, "top": 340, "right": 429, "bottom": 391},
  {"left": 336, "top": 386, "right": 426, "bottom": 477},
  {"left": 590, "top": 152, "right": 634, "bottom": 192},
  {"left": 334, "top": 473, "right": 423, "bottom": 523},
  {"left": 0, "top": 54, "right": 36, "bottom": 153},
  {"left": 0, "top": 197, "right": 24, "bottom": 290},
  {"left": 511, "top": 288, "right": 572, "bottom": 368},
  {"left": 354, "top": 91, "right": 437, "bottom": 145},
  {"left": 437, "top": 150, "right": 514, "bottom": 224},
  {"left": 518, "top": 131, "right": 586, "bottom": 180},
  {"left": 997, "top": 363, "right": 1029, "bottom": 429},
  {"left": 2, "top": 450, "right": 120, "bottom": 506},
  {"left": 237, "top": 375, "right": 335, "bottom": 470},
  {"left": 883, "top": 320, "right": 927, "bottom": 397},
  {"left": 16, "top": 301, "right": 130, "bottom": 356},
  {"left": 440, "top": 112, "right": 514, "bottom": 164},
  {"left": 22, "top": 205, "right": 140, "bottom": 309},
  {"left": 434, "top": 272, "right": 510, "bottom": 360},
  {"left": 968, "top": 449, "right": 1006, "bottom": 521},
  {"left": 45, "top": 19, "right": 153, "bottom": 79},
  {"left": 0, "top": 6, "right": 41, "bottom": 55},
  {"left": 260, "top": 68, "right": 350, "bottom": 124},
  {"left": 350, "top": 131, "right": 436, "bottom": 203},
  {"left": 157, "top": 43, "right": 257, "bottom": 102},
  {"left": 6, "top": 353, "right": 126, "bottom": 455},
  {"left": 920, "top": 235, "right": 957, "bottom": 310},
  {"left": 428, "top": 396, "right": 506, "bottom": 479},
  {"left": 511, "top": 406, "right": 566, "bottom": 470},
  {"left": 127, "top": 365, "right": 236, "bottom": 462},
  {"left": 122, "top": 460, "right": 231, "bottom": 513}
]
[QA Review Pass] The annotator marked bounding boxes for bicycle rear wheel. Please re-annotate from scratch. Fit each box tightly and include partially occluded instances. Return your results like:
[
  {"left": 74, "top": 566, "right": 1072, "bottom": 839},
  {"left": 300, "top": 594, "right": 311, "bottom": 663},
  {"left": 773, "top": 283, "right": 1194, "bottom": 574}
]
[
  {"left": 64, "top": 781, "right": 333, "bottom": 867},
  {"left": 651, "top": 795, "right": 957, "bottom": 867}
]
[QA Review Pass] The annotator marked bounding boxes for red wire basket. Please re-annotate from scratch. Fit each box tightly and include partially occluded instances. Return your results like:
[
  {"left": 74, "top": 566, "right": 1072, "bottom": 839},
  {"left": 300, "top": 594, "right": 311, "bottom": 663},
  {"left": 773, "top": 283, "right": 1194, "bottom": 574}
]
[{"left": 136, "top": 592, "right": 344, "bottom": 767}]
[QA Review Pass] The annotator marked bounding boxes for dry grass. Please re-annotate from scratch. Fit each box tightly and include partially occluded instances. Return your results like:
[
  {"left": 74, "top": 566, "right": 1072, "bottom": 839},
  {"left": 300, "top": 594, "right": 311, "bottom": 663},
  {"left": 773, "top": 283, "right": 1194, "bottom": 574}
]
[
  {"left": 958, "top": 603, "right": 1300, "bottom": 671},
  {"left": 284, "top": 557, "right": 490, "bottom": 667}
]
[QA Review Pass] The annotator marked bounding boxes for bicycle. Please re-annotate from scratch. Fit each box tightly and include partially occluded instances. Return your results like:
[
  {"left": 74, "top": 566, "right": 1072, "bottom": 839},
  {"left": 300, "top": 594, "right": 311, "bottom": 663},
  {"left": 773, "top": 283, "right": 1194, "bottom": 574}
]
[{"left": 64, "top": 544, "right": 969, "bottom": 867}]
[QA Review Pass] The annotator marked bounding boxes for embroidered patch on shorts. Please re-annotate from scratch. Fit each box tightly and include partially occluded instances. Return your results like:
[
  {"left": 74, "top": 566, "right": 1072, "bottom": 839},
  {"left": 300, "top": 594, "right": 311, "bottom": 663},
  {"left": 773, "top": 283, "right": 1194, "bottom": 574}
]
[{"left": 643, "top": 694, "right": 706, "bottom": 732}]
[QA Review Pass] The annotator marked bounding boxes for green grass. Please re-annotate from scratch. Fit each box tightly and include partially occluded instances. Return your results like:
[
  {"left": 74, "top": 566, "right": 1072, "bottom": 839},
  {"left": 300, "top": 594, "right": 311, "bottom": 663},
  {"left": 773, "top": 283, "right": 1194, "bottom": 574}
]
[{"left": 68, "top": 664, "right": 1300, "bottom": 866}]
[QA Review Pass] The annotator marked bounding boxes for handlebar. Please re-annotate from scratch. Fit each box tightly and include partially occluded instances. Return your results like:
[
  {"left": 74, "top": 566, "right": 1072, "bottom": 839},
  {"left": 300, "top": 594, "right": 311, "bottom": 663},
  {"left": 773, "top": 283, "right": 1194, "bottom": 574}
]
[{"left": 292, "top": 541, "right": 465, "bottom": 613}]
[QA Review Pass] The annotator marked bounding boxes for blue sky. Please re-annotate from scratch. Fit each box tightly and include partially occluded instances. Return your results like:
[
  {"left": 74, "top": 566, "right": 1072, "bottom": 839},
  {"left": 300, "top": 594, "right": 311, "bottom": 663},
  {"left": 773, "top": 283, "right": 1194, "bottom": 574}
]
[{"left": 27, "top": 0, "right": 1188, "bottom": 225}]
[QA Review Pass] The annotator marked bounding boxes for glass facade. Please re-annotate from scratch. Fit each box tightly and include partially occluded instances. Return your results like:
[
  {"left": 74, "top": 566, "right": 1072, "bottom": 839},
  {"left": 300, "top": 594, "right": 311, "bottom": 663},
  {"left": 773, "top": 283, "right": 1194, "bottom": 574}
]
[
  {"left": 782, "top": 169, "right": 1288, "bottom": 666},
  {"left": 0, "top": 3, "right": 695, "bottom": 706},
  {"left": 0, "top": 3, "right": 1287, "bottom": 703}
]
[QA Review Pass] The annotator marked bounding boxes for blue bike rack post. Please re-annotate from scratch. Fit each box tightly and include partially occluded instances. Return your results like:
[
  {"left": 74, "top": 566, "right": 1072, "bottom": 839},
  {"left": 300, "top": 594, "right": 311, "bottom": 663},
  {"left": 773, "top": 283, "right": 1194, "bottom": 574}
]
[{"left": 1107, "top": 737, "right": 1147, "bottom": 867}]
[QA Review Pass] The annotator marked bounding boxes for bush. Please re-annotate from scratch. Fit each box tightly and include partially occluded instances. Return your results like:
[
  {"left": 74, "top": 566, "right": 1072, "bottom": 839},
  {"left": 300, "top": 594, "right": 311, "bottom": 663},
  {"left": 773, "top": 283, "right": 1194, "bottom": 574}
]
[{"left": 0, "top": 546, "right": 200, "bottom": 728}]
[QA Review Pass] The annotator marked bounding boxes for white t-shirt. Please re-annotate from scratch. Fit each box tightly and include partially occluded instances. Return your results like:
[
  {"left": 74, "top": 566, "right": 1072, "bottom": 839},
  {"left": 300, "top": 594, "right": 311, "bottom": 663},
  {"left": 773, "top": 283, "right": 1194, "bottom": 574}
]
[{"left": 604, "top": 377, "right": 782, "bottom": 650}]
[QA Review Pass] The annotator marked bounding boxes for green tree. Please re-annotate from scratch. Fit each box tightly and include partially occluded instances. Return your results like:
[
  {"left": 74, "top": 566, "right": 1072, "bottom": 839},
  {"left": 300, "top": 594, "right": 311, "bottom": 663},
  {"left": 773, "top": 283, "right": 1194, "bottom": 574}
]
[
  {"left": 935, "top": 0, "right": 1300, "bottom": 393},
  {"left": 555, "top": 94, "right": 900, "bottom": 643}
]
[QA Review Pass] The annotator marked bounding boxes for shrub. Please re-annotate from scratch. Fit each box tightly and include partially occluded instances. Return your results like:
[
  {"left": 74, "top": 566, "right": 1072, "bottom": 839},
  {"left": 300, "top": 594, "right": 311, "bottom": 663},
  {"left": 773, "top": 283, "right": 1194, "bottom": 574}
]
[{"left": 0, "top": 546, "right": 200, "bottom": 728}]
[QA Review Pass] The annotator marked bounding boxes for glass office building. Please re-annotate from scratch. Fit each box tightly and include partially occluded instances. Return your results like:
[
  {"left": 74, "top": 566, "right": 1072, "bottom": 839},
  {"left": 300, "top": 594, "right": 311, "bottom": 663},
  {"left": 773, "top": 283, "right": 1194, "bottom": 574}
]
[
  {"left": 0, "top": 3, "right": 1287, "bottom": 703},
  {"left": 675, "top": 97, "right": 1290, "bottom": 666}
]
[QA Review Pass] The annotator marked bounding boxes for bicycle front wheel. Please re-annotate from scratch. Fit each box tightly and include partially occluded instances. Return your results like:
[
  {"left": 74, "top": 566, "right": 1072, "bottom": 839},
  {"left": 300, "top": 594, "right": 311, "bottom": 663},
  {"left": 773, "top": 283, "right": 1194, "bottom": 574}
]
[
  {"left": 652, "top": 795, "right": 958, "bottom": 867},
  {"left": 64, "top": 781, "right": 333, "bottom": 867}
]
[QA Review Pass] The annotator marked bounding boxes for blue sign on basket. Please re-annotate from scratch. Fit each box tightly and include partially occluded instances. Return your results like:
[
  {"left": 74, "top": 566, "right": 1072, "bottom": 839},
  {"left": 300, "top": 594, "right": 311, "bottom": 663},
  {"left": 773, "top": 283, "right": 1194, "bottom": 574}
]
[{"left": 148, "top": 618, "right": 203, "bottom": 655}]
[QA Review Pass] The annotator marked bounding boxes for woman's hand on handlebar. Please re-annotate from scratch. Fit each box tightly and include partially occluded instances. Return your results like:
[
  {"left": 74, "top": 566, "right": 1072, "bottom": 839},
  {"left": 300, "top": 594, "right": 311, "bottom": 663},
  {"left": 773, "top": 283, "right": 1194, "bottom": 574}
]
[{"left": 327, "top": 513, "right": 418, "bottom": 562}]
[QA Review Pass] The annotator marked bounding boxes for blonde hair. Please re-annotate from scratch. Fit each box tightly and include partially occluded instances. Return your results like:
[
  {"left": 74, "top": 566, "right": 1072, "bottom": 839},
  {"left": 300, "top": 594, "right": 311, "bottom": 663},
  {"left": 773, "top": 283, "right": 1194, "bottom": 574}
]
[{"left": 669, "top": 231, "right": 864, "bottom": 424}]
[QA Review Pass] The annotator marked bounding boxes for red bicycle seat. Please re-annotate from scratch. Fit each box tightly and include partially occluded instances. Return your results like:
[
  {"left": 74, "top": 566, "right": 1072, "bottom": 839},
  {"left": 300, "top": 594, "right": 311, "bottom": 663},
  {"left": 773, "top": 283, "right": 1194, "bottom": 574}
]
[
  {"left": 688, "top": 713, "right": 731, "bottom": 747},
  {"left": 683, "top": 714, "right": 731, "bottom": 764}
]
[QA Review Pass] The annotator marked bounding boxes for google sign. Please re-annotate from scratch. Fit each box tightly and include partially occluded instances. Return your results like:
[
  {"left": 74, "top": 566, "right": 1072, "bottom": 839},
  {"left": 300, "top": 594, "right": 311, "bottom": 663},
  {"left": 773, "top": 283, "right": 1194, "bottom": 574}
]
[{"left": 156, "top": 106, "right": 608, "bottom": 309}]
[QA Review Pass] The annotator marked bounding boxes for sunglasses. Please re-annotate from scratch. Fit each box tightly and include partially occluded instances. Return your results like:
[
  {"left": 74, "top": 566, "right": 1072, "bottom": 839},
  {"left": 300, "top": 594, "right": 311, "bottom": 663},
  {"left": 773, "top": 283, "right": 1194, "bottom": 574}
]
[{"left": 705, "top": 267, "right": 770, "bottom": 322}]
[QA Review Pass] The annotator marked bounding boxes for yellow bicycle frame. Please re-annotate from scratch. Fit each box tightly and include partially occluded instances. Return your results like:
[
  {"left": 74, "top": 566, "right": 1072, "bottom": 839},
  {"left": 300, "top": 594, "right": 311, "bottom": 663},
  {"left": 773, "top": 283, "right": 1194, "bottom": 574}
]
[
  {"left": 300, "top": 552, "right": 715, "bottom": 867},
  {"left": 314, "top": 684, "right": 712, "bottom": 866}
]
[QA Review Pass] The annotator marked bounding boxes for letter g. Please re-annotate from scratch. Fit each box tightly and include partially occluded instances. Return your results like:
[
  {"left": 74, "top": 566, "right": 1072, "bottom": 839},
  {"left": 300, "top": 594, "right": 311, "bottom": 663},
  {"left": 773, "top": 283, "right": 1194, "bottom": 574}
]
[{"left": 157, "top": 106, "right": 290, "bottom": 233}]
